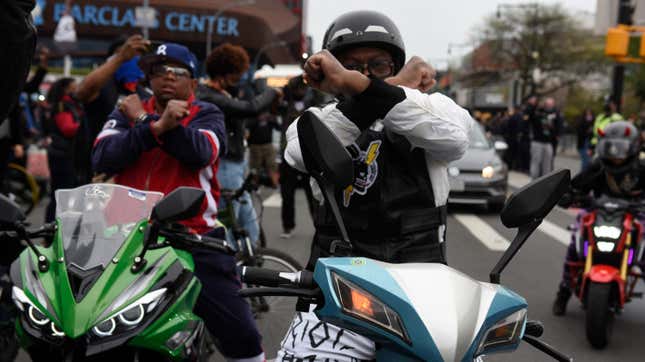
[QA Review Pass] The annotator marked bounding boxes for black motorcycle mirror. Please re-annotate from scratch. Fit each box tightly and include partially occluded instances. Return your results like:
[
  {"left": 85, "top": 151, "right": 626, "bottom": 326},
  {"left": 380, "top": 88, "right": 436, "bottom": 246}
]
[
  {"left": 298, "top": 111, "right": 354, "bottom": 252},
  {"left": 491, "top": 169, "right": 572, "bottom": 362},
  {"left": 0, "top": 194, "right": 26, "bottom": 226},
  {"left": 0, "top": 194, "right": 49, "bottom": 272},
  {"left": 490, "top": 169, "right": 570, "bottom": 284},
  {"left": 132, "top": 187, "right": 205, "bottom": 272}
]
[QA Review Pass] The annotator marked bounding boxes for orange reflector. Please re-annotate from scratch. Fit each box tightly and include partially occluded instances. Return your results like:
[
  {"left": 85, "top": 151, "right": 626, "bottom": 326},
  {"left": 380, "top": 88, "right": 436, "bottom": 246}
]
[
  {"left": 494, "top": 325, "right": 511, "bottom": 338},
  {"left": 351, "top": 289, "right": 374, "bottom": 317}
]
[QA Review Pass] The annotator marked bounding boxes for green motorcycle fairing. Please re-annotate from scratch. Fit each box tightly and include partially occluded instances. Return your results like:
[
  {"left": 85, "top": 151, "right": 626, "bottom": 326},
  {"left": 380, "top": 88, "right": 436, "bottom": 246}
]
[{"left": 10, "top": 184, "right": 206, "bottom": 359}]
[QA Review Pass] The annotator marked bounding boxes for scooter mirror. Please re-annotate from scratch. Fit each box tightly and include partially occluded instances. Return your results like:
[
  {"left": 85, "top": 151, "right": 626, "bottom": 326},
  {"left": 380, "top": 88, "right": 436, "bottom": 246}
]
[
  {"left": 297, "top": 111, "right": 354, "bottom": 189},
  {"left": 151, "top": 187, "right": 205, "bottom": 224},
  {"left": 0, "top": 194, "right": 26, "bottom": 227},
  {"left": 500, "top": 169, "right": 570, "bottom": 228}
]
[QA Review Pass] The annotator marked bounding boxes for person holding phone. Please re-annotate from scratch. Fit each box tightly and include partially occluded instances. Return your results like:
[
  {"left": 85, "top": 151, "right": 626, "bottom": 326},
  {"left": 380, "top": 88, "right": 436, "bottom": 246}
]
[
  {"left": 92, "top": 43, "right": 265, "bottom": 362},
  {"left": 75, "top": 34, "right": 151, "bottom": 183}
]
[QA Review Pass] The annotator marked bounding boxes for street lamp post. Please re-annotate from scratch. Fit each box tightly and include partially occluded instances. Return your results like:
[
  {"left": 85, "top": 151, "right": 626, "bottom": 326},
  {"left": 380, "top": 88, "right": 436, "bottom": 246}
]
[{"left": 205, "top": 0, "right": 256, "bottom": 57}]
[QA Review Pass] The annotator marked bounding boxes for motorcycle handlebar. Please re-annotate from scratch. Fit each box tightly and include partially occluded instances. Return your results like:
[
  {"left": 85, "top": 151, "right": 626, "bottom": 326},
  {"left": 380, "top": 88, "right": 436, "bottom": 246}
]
[
  {"left": 241, "top": 267, "right": 315, "bottom": 289},
  {"left": 158, "top": 229, "right": 235, "bottom": 255}
]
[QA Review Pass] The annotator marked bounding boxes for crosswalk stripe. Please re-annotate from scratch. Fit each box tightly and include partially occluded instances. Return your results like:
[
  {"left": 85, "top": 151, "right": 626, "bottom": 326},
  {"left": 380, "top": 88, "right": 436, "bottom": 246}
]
[
  {"left": 537, "top": 219, "right": 571, "bottom": 246},
  {"left": 453, "top": 214, "right": 510, "bottom": 251},
  {"left": 508, "top": 171, "right": 531, "bottom": 189},
  {"left": 263, "top": 192, "right": 282, "bottom": 207}
]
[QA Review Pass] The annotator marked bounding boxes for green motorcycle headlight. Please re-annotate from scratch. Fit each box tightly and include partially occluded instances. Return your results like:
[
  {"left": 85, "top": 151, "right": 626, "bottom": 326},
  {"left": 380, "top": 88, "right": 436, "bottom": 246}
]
[
  {"left": 118, "top": 304, "right": 144, "bottom": 326},
  {"left": 28, "top": 305, "right": 49, "bottom": 326},
  {"left": 12, "top": 286, "right": 65, "bottom": 338},
  {"left": 50, "top": 322, "right": 65, "bottom": 337},
  {"left": 93, "top": 318, "right": 116, "bottom": 337},
  {"left": 92, "top": 288, "right": 167, "bottom": 338}
]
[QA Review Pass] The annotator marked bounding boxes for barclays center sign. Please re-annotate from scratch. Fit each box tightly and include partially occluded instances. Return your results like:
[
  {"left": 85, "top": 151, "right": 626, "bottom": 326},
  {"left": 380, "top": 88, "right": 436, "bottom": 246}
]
[{"left": 33, "top": 0, "right": 242, "bottom": 39}]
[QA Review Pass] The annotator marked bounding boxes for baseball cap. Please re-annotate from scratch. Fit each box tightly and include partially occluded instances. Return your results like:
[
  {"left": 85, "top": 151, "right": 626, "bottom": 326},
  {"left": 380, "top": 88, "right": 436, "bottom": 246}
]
[{"left": 138, "top": 43, "right": 198, "bottom": 77}]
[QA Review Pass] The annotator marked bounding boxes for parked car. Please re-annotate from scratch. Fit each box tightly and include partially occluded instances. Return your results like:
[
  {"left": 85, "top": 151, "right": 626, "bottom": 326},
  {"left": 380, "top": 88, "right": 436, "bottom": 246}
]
[{"left": 448, "top": 124, "right": 508, "bottom": 211}]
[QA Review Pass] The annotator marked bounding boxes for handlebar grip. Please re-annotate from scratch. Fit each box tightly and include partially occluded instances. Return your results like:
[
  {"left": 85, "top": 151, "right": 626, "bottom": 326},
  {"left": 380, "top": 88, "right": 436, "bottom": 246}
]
[
  {"left": 525, "top": 320, "right": 544, "bottom": 338},
  {"left": 298, "top": 270, "right": 315, "bottom": 288},
  {"left": 199, "top": 235, "right": 235, "bottom": 255},
  {"left": 242, "top": 267, "right": 288, "bottom": 287},
  {"left": 242, "top": 267, "right": 315, "bottom": 288}
]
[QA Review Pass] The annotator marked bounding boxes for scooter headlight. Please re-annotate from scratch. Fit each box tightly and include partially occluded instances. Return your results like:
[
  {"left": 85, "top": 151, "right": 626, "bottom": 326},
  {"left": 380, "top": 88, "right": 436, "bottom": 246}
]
[
  {"left": 476, "top": 309, "right": 526, "bottom": 355},
  {"left": 92, "top": 288, "right": 166, "bottom": 338},
  {"left": 332, "top": 272, "right": 409, "bottom": 343}
]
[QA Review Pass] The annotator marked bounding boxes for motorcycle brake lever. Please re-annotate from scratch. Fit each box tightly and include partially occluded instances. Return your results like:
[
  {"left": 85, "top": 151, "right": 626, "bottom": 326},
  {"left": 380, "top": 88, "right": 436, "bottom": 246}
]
[
  {"left": 522, "top": 335, "right": 572, "bottom": 362},
  {"left": 239, "top": 287, "right": 321, "bottom": 300}
]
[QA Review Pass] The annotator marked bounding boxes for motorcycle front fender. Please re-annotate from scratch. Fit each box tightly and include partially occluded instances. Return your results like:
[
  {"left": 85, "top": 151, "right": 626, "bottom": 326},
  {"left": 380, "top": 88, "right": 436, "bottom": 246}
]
[
  {"left": 588, "top": 265, "right": 622, "bottom": 284},
  {"left": 583, "top": 265, "right": 625, "bottom": 306}
]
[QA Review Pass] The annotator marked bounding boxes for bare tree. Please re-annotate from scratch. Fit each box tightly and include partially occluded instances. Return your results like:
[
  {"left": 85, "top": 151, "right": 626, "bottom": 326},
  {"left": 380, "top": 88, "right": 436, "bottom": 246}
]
[{"left": 474, "top": 4, "right": 609, "bottom": 99}]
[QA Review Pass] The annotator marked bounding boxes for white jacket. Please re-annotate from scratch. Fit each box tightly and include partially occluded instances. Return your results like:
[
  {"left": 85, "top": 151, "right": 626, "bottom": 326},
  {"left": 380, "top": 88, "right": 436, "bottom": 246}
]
[{"left": 285, "top": 86, "right": 474, "bottom": 207}]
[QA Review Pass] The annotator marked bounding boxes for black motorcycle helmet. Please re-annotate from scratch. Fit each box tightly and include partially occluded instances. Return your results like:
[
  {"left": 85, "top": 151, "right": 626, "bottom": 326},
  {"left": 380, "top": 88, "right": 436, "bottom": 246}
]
[
  {"left": 322, "top": 10, "right": 406, "bottom": 73},
  {"left": 597, "top": 121, "right": 641, "bottom": 174}
]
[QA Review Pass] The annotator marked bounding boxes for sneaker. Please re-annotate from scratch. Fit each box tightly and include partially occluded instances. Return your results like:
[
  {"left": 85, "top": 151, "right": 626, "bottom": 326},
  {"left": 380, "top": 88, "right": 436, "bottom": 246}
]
[
  {"left": 552, "top": 283, "right": 572, "bottom": 316},
  {"left": 280, "top": 229, "right": 293, "bottom": 239}
]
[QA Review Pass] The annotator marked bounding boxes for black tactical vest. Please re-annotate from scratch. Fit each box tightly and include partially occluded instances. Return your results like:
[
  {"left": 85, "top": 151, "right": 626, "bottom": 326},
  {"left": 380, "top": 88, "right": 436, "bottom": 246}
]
[{"left": 309, "top": 125, "right": 447, "bottom": 268}]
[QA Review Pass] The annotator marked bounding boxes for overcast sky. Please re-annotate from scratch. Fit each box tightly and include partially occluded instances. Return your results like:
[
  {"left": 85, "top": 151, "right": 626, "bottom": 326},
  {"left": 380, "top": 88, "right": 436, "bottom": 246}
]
[{"left": 305, "top": 0, "right": 596, "bottom": 69}]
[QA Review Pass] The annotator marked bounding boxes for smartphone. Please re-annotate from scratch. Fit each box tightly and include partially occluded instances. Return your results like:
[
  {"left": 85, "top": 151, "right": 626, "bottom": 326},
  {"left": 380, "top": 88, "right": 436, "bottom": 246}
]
[{"left": 146, "top": 40, "right": 165, "bottom": 54}]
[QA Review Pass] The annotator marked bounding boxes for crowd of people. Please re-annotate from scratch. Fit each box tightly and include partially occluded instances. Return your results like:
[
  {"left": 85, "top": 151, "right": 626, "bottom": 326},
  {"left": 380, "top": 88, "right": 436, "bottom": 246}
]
[
  {"left": 0, "top": 5, "right": 475, "bottom": 358},
  {"left": 470, "top": 95, "right": 641, "bottom": 179},
  {"left": 0, "top": 31, "right": 328, "bottom": 361}
]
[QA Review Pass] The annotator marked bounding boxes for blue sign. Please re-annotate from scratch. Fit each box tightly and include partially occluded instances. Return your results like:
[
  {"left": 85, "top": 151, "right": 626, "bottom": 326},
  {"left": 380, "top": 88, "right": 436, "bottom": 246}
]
[
  {"left": 43, "top": 1, "right": 239, "bottom": 37},
  {"left": 33, "top": 0, "right": 47, "bottom": 26}
]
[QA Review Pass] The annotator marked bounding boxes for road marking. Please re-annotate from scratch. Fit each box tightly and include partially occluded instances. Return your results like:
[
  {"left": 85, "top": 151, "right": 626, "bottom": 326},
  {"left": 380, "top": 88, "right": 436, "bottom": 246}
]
[
  {"left": 508, "top": 171, "right": 531, "bottom": 189},
  {"left": 263, "top": 192, "right": 282, "bottom": 207},
  {"left": 537, "top": 219, "right": 570, "bottom": 246},
  {"left": 453, "top": 214, "right": 510, "bottom": 251}
]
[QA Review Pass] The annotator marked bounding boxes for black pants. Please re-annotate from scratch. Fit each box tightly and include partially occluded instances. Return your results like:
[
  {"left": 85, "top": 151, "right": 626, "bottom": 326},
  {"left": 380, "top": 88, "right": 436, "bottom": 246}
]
[
  {"left": 193, "top": 228, "right": 263, "bottom": 359},
  {"left": 280, "top": 161, "right": 314, "bottom": 231},
  {"left": 518, "top": 139, "right": 531, "bottom": 173},
  {"left": 46, "top": 152, "right": 77, "bottom": 223},
  {"left": 0, "top": 139, "right": 12, "bottom": 194}
]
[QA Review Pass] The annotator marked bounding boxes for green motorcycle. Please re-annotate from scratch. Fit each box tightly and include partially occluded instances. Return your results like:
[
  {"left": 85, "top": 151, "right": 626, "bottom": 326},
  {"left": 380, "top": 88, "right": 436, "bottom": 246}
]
[{"left": 0, "top": 184, "right": 234, "bottom": 361}]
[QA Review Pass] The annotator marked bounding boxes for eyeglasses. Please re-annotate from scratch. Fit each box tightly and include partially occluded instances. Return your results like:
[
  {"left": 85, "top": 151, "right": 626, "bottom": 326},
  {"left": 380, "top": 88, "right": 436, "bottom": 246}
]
[
  {"left": 150, "top": 64, "right": 192, "bottom": 79},
  {"left": 342, "top": 59, "right": 394, "bottom": 78}
]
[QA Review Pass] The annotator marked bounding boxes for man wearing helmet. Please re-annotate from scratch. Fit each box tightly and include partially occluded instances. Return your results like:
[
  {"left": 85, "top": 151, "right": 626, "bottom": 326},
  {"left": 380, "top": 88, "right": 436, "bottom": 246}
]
[
  {"left": 553, "top": 121, "right": 645, "bottom": 316},
  {"left": 278, "top": 10, "right": 473, "bottom": 360}
]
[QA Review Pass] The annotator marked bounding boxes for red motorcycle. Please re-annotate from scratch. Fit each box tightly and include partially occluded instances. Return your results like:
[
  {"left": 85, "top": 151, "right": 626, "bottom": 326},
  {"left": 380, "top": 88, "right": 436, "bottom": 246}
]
[{"left": 565, "top": 196, "right": 645, "bottom": 349}]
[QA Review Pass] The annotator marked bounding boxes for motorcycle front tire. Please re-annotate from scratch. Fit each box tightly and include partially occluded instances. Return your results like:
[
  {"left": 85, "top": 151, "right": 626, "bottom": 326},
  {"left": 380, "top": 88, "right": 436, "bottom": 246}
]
[{"left": 585, "top": 281, "right": 614, "bottom": 349}]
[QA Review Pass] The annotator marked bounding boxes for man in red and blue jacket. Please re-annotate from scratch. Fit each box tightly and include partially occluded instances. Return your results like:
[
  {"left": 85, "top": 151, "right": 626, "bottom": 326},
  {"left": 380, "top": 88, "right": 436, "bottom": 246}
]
[{"left": 92, "top": 43, "right": 265, "bottom": 362}]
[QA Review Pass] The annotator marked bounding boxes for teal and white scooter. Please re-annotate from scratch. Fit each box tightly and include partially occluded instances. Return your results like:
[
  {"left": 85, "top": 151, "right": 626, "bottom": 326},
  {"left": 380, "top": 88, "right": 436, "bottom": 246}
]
[{"left": 241, "top": 112, "right": 572, "bottom": 362}]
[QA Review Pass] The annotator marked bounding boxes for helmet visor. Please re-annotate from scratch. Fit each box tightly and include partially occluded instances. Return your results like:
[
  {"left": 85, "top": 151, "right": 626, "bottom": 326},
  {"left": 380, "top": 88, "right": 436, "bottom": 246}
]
[{"left": 597, "top": 138, "right": 633, "bottom": 160}]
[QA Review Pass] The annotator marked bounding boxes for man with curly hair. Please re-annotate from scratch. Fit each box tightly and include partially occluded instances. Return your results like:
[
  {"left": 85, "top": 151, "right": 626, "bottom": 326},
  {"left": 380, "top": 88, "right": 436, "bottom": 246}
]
[{"left": 197, "top": 43, "right": 280, "bottom": 247}]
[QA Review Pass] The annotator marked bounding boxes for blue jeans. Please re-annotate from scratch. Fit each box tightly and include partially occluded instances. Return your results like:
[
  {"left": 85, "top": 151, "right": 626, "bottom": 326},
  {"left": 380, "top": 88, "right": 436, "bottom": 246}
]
[{"left": 217, "top": 159, "right": 259, "bottom": 247}]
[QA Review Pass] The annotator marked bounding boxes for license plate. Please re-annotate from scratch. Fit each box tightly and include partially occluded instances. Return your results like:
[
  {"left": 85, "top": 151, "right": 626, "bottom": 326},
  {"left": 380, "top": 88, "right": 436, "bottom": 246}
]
[{"left": 449, "top": 177, "right": 465, "bottom": 192}]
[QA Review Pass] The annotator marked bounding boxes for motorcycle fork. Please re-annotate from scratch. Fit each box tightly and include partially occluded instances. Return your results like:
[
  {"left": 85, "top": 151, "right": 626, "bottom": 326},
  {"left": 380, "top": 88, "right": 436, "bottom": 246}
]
[{"left": 620, "top": 233, "right": 632, "bottom": 282}]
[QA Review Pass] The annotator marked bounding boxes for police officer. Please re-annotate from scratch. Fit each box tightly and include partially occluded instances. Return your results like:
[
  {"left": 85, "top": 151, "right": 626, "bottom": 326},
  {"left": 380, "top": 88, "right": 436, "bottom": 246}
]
[{"left": 277, "top": 10, "right": 473, "bottom": 360}]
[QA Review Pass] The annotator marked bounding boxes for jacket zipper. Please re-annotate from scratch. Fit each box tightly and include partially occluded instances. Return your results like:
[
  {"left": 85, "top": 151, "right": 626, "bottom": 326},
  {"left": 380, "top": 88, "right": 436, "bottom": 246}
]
[{"left": 144, "top": 152, "right": 162, "bottom": 191}]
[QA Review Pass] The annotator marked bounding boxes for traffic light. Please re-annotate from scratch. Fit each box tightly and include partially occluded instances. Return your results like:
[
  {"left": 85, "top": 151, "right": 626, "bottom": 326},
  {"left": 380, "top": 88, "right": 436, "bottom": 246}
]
[
  {"left": 640, "top": 34, "right": 645, "bottom": 58},
  {"left": 605, "top": 26, "right": 629, "bottom": 57}
]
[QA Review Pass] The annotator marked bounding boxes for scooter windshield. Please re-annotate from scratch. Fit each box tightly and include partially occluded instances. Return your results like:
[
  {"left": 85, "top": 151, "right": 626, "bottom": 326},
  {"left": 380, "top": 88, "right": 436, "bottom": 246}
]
[{"left": 55, "top": 184, "right": 164, "bottom": 270}]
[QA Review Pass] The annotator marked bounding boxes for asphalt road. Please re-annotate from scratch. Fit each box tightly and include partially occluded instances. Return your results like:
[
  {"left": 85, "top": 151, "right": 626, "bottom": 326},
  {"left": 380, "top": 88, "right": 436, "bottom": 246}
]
[{"left": 17, "top": 155, "right": 645, "bottom": 361}]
